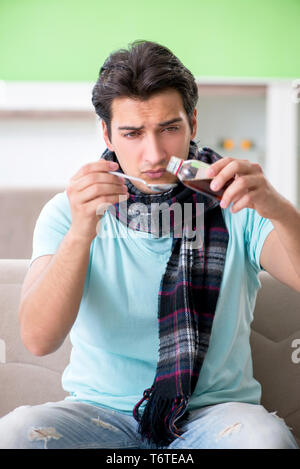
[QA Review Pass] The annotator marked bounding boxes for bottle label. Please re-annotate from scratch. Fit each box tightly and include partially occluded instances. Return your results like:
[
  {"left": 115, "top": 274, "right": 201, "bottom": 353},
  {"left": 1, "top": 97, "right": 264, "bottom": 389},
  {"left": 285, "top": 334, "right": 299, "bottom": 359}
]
[
  {"left": 190, "top": 160, "right": 211, "bottom": 179},
  {"left": 190, "top": 160, "right": 211, "bottom": 170}
]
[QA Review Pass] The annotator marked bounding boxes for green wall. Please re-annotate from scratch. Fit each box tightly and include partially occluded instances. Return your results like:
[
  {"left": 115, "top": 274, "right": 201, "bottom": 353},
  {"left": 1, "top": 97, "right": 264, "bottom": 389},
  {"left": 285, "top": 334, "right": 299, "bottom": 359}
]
[{"left": 0, "top": 0, "right": 299, "bottom": 81}]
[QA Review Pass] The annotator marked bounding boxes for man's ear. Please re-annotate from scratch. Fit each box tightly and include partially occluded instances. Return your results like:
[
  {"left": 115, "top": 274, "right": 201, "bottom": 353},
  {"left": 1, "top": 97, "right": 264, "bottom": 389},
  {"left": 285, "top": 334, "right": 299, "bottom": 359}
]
[
  {"left": 191, "top": 108, "right": 197, "bottom": 140},
  {"left": 101, "top": 120, "right": 114, "bottom": 151}
]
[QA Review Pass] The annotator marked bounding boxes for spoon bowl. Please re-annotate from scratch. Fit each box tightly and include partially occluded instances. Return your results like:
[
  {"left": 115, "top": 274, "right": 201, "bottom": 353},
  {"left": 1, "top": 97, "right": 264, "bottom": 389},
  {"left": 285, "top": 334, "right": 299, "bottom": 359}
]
[{"left": 109, "top": 171, "right": 178, "bottom": 193}]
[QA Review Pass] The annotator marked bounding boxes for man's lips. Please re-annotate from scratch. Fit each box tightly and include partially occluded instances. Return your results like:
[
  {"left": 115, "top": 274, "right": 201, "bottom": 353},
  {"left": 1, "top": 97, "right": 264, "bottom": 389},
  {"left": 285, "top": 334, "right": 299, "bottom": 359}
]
[{"left": 142, "top": 169, "right": 166, "bottom": 179}]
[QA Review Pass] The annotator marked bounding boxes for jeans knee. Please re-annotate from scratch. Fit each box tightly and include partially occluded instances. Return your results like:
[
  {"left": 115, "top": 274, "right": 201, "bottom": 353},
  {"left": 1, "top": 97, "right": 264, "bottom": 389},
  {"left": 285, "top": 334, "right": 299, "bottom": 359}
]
[
  {"left": 215, "top": 405, "right": 299, "bottom": 449},
  {"left": 0, "top": 404, "right": 62, "bottom": 449},
  {"left": 262, "top": 412, "right": 299, "bottom": 449}
]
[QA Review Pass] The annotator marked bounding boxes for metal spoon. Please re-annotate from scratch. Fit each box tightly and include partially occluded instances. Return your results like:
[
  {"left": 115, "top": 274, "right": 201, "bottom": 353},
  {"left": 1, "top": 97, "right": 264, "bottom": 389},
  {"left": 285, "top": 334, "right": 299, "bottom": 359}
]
[{"left": 109, "top": 171, "right": 178, "bottom": 193}]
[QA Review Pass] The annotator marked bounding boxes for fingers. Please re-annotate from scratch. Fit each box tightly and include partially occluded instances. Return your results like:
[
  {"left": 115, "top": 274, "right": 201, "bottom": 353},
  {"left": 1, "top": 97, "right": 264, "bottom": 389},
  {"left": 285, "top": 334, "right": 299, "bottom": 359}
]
[
  {"left": 219, "top": 174, "right": 259, "bottom": 209},
  {"left": 71, "top": 159, "right": 119, "bottom": 182},
  {"left": 67, "top": 159, "right": 130, "bottom": 214},
  {"left": 207, "top": 157, "right": 258, "bottom": 192},
  {"left": 68, "top": 159, "right": 128, "bottom": 201},
  {"left": 206, "top": 156, "right": 234, "bottom": 178},
  {"left": 230, "top": 191, "right": 256, "bottom": 213},
  {"left": 72, "top": 171, "right": 127, "bottom": 193},
  {"left": 81, "top": 182, "right": 128, "bottom": 204},
  {"left": 66, "top": 160, "right": 127, "bottom": 241}
]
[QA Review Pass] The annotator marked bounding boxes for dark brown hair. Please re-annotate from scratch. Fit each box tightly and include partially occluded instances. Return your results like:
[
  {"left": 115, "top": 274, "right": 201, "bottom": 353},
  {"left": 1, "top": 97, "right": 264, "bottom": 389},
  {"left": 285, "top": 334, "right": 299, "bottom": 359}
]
[{"left": 91, "top": 40, "right": 198, "bottom": 141}]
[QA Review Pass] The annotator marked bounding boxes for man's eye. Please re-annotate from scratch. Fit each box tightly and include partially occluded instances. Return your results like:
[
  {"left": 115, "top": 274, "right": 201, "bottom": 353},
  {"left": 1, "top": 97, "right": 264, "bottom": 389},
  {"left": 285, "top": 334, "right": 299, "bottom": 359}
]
[
  {"left": 164, "top": 126, "right": 179, "bottom": 132},
  {"left": 123, "top": 131, "right": 140, "bottom": 138}
]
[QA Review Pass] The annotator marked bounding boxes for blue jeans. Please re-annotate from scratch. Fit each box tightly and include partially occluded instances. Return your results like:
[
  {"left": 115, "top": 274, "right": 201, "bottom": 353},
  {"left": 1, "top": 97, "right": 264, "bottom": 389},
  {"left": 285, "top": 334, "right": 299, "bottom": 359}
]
[{"left": 0, "top": 400, "right": 298, "bottom": 449}]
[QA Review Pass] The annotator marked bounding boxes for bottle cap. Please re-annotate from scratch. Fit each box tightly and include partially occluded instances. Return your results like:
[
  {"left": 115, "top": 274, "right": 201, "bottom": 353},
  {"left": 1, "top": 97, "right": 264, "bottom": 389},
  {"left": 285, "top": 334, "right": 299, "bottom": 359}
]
[{"left": 166, "top": 156, "right": 183, "bottom": 175}]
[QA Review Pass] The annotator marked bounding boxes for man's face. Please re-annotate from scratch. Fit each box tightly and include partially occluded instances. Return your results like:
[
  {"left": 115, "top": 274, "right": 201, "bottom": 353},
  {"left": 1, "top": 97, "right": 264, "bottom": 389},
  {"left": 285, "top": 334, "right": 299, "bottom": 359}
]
[{"left": 101, "top": 88, "right": 197, "bottom": 194}]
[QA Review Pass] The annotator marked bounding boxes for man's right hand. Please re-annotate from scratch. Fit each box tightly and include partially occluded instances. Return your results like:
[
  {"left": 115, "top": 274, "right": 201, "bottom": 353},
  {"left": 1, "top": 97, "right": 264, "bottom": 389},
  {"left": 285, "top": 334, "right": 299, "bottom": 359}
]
[{"left": 66, "top": 160, "right": 129, "bottom": 243}]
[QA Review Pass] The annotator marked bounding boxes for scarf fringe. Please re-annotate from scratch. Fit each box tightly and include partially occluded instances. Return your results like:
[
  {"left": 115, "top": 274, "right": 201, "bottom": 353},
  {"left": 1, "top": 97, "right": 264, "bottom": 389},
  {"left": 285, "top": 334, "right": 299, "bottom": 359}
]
[{"left": 133, "top": 386, "right": 190, "bottom": 447}]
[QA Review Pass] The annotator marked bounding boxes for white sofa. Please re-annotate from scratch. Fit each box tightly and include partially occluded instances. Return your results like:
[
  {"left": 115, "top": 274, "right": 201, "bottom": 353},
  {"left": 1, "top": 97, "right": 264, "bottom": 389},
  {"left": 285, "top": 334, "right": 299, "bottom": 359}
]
[
  {"left": 0, "top": 187, "right": 64, "bottom": 259},
  {"left": 0, "top": 258, "right": 300, "bottom": 446}
]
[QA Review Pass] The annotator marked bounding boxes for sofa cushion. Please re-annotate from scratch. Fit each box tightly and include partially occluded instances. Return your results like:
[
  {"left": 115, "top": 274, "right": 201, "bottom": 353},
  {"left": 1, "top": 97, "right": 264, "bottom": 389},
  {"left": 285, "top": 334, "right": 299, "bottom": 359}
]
[
  {"left": 0, "top": 259, "right": 71, "bottom": 417},
  {"left": 250, "top": 272, "right": 300, "bottom": 446},
  {"left": 0, "top": 188, "right": 64, "bottom": 259},
  {"left": 0, "top": 363, "right": 66, "bottom": 411}
]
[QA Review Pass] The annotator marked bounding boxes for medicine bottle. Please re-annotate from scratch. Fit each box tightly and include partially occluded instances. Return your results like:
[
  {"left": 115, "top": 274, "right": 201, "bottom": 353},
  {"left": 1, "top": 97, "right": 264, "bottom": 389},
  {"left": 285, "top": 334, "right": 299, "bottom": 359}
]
[{"left": 166, "top": 156, "right": 234, "bottom": 201}]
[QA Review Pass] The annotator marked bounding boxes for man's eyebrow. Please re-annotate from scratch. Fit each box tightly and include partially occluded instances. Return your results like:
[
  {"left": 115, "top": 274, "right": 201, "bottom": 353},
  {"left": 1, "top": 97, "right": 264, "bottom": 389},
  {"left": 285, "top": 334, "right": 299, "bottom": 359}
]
[
  {"left": 118, "top": 117, "right": 183, "bottom": 131},
  {"left": 158, "top": 117, "right": 183, "bottom": 127}
]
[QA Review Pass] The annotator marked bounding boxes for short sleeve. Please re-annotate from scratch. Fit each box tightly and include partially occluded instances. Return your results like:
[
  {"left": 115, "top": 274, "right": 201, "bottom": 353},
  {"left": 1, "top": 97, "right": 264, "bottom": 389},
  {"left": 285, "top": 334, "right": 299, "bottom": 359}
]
[
  {"left": 244, "top": 208, "right": 274, "bottom": 273},
  {"left": 29, "top": 190, "right": 72, "bottom": 267}
]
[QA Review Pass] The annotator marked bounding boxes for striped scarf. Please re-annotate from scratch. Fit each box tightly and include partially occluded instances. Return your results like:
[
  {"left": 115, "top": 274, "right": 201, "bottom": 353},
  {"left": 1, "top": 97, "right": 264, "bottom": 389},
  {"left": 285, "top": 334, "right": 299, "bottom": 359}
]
[{"left": 101, "top": 141, "right": 229, "bottom": 447}]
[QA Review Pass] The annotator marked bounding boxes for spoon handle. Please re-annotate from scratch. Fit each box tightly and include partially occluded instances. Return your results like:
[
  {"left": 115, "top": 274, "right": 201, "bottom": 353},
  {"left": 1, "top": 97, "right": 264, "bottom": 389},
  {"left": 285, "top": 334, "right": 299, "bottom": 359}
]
[{"left": 108, "top": 171, "right": 145, "bottom": 184}]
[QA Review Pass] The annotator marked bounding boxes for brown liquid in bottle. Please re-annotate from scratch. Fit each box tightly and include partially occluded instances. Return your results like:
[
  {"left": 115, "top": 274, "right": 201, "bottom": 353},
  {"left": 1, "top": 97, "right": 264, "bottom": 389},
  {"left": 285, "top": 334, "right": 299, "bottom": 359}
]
[{"left": 184, "top": 178, "right": 234, "bottom": 201}]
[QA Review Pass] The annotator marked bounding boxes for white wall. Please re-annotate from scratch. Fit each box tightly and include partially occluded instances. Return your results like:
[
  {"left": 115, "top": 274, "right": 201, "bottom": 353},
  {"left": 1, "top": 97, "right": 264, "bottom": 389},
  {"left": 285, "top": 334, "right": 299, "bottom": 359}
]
[
  {"left": 0, "top": 114, "right": 106, "bottom": 189},
  {"left": 0, "top": 81, "right": 299, "bottom": 208},
  {"left": 0, "top": 82, "right": 106, "bottom": 189}
]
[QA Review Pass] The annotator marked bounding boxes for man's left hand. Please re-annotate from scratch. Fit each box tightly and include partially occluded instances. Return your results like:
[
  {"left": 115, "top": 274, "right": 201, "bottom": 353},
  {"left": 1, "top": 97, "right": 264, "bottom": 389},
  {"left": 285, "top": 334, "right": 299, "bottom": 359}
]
[{"left": 206, "top": 156, "right": 288, "bottom": 221}]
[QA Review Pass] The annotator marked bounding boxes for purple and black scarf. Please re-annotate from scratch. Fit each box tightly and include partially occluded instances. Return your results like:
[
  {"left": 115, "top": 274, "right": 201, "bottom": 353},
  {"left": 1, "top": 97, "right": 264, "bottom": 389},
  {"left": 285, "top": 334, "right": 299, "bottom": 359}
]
[{"left": 100, "top": 141, "right": 229, "bottom": 447}]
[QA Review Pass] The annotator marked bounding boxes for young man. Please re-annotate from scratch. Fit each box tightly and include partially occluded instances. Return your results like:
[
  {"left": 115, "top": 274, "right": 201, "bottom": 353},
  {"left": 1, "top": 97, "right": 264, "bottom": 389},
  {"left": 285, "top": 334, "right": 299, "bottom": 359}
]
[{"left": 1, "top": 40, "right": 299, "bottom": 449}]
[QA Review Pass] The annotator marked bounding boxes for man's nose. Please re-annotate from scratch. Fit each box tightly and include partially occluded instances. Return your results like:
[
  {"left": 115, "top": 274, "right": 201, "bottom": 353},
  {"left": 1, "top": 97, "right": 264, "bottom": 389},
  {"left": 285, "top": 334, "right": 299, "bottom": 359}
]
[{"left": 143, "top": 134, "right": 167, "bottom": 166}]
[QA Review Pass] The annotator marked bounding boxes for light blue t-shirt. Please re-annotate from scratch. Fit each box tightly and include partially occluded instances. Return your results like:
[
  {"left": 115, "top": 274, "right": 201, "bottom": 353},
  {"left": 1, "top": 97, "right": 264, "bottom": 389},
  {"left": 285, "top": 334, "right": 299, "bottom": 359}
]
[{"left": 30, "top": 190, "right": 274, "bottom": 414}]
